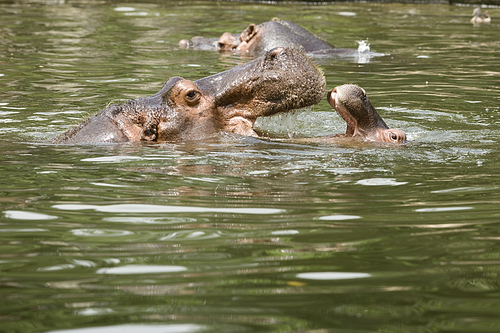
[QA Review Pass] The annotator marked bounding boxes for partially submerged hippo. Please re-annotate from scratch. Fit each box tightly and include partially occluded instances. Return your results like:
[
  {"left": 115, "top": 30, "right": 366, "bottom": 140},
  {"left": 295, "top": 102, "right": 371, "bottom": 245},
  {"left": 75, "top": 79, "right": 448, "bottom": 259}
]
[
  {"left": 54, "top": 47, "right": 326, "bottom": 144},
  {"left": 180, "top": 19, "right": 377, "bottom": 59},
  {"left": 326, "top": 84, "right": 406, "bottom": 143}
]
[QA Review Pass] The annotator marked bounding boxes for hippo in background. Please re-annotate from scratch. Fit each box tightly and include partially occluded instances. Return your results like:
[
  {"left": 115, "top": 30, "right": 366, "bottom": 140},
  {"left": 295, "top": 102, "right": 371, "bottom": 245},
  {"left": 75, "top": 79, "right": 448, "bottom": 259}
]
[
  {"left": 324, "top": 84, "right": 406, "bottom": 144},
  {"left": 179, "top": 18, "right": 383, "bottom": 61},
  {"left": 54, "top": 47, "right": 326, "bottom": 144}
]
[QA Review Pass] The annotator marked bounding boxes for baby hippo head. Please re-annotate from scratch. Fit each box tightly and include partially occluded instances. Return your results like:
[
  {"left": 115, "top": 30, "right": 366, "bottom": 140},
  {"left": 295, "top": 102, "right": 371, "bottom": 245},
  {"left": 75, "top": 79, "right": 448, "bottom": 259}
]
[{"left": 327, "top": 84, "right": 406, "bottom": 144}]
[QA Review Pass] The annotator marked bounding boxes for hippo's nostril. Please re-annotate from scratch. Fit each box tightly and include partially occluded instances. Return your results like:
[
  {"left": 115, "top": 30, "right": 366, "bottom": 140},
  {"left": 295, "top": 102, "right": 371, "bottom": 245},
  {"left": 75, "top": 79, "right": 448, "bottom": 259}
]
[{"left": 268, "top": 47, "right": 284, "bottom": 59}]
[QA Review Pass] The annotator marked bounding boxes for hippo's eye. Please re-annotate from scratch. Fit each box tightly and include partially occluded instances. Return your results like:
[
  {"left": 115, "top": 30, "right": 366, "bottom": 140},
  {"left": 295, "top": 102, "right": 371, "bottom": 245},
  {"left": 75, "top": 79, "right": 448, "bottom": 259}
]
[
  {"left": 391, "top": 133, "right": 398, "bottom": 141},
  {"left": 185, "top": 89, "right": 201, "bottom": 106}
]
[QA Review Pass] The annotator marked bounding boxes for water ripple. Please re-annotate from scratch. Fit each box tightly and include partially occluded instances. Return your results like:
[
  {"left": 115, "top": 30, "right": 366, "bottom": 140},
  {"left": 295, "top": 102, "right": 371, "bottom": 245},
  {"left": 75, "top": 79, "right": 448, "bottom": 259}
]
[
  {"left": 47, "top": 324, "right": 206, "bottom": 333},
  {"left": 160, "top": 230, "right": 221, "bottom": 241},
  {"left": 3, "top": 210, "right": 58, "bottom": 220},
  {"left": 53, "top": 204, "right": 284, "bottom": 215},
  {"left": 70, "top": 229, "right": 133, "bottom": 237},
  {"left": 356, "top": 178, "right": 408, "bottom": 186},
  {"left": 296, "top": 272, "right": 371, "bottom": 280},
  {"left": 415, "top": 207, "right": 473, "bottom": 213}
]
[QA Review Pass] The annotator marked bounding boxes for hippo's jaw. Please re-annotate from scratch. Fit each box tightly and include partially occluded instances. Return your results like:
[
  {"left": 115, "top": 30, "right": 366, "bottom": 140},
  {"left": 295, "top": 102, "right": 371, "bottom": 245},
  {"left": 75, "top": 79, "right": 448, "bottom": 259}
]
[
  {"left": 327, "top": 87, "right": 360, "bottom": 137},
  {"left": 252, "top": 47, "right": 326, "bottom": 115},
  {"left": 195, "top": 47, "right": 325, "bottom": 137},
  {"left": 327, "top": 84, "right": 407, "bottom": 144}
]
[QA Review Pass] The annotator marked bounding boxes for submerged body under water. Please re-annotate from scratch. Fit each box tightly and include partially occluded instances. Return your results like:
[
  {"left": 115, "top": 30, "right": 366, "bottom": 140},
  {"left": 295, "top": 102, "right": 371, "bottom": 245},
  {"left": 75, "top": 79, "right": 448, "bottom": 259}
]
[{"left": 1, "top": 1, "right": 500, "bottom": 333}]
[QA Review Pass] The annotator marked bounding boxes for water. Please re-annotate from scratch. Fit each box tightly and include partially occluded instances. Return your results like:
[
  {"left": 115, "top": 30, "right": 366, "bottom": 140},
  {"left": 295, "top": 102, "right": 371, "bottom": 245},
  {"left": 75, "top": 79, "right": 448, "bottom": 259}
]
[{"left": 1, "top": 1, "right": 500, "bottom": 332}]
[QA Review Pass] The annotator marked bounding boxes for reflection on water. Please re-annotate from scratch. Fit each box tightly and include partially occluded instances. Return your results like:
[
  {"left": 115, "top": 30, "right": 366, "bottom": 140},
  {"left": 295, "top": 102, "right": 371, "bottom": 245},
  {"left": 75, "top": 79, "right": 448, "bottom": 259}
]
[
  {"left": 296, "top": 272, "right": 371, "bottom": 280},
  {"left": 1, "top": 1, "right": 500, "bottom": 333},
  {"left": 47, "top": 324, "right": 207, "bottom": 333}
]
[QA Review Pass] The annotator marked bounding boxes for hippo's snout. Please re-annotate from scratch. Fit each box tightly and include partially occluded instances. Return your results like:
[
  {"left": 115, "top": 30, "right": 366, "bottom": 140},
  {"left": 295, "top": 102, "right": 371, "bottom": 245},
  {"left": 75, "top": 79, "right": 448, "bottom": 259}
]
[{"left": 179, "top": 39, "right": 191, "bottom": 48}]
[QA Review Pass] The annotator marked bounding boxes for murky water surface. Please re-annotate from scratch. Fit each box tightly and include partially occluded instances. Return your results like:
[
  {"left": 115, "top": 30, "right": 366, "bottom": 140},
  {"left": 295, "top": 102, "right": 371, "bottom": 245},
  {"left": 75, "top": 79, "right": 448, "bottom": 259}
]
[{"left": 1, "top": 1, "right": 500, "bottom": 332}]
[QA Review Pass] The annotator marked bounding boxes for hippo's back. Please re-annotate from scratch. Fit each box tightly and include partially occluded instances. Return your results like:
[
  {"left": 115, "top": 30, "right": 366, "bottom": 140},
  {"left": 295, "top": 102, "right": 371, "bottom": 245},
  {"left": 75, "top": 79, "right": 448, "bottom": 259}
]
[{"left": 253, "top": 20, "right": 334, "bottom": 54}]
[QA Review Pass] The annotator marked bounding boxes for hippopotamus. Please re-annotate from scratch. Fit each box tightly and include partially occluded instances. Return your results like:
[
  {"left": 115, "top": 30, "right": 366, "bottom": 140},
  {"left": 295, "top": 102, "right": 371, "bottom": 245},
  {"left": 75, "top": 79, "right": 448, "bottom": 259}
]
[
  {"left": 179, "top": 18, "right": 373, "bottom": 59},
  {"left": 54, "top": 47, "right": 326, "bottom": 144},
  {"left": 325, "top": 84, "right": 406, "bottom": 143}
]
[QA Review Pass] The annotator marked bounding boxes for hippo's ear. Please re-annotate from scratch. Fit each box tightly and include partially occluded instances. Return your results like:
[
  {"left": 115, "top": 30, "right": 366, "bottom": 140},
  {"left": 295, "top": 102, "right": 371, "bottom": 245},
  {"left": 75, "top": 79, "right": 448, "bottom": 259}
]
[
  {"left": 240, "top": 24, "right": 258, "bottom": 43},
  {"left": 155, "top": 76, "right": 184, "bottom": 101}
]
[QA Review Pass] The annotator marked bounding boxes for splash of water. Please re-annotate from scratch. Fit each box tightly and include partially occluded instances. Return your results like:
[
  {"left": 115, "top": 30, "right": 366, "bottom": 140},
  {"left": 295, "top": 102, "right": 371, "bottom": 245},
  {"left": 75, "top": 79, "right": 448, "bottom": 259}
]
[
  {"left": 255, "top": 107, "right": 313, "bottom": 138},
  {"left": 357, "top": 40, "right": 371, "bottom": 54},
  {"left": 356, "top": 40, "right": 372, "bottom": 64}
]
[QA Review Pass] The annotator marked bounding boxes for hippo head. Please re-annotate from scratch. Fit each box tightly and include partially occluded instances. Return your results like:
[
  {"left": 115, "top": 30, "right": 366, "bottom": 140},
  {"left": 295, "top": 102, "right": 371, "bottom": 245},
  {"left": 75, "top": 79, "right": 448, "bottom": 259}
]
[
  {"left": 55, "top": 47, "right": 325, "bottom": 144},
  {"left": 217, "top": 23, "right": 261, "bottom": 52},
  {"left": 113, "top": 76, "right": 218, "bottom": 142},
  {"left": 327, "top": 84, "right": 406, "bottom": 144},
  {"left": 180, "top": 23, "right": 264, "bottom": 52}
]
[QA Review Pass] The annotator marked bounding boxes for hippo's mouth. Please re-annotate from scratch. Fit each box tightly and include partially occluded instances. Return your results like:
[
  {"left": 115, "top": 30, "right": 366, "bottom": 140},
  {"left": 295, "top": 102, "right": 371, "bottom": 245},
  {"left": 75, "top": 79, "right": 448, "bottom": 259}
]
[{"left": 327, "top": 88, "right": 358, "bottom": 136}]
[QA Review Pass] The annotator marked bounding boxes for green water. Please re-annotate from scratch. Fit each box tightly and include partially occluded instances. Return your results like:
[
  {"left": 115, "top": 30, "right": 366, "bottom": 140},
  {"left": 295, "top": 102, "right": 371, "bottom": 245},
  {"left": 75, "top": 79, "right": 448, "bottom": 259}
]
[{"left": 1, "top": 1, "right": 500, "bottom": 332}]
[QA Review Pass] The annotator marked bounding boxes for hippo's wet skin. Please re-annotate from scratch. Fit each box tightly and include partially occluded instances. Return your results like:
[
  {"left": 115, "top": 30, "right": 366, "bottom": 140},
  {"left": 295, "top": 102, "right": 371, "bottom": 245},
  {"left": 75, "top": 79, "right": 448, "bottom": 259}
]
[
  {"left": 55, "top": 47, "right": 326, "bottom": 144},
  {"left": 180, "top": 19, "right": 363, "bottom": 58},
  {"left": 326, "top": 84, "right": 406, "bottom": 144}
]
